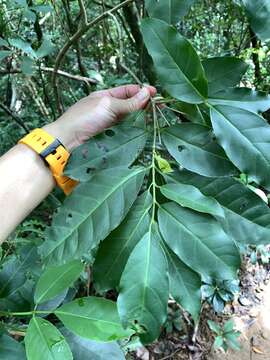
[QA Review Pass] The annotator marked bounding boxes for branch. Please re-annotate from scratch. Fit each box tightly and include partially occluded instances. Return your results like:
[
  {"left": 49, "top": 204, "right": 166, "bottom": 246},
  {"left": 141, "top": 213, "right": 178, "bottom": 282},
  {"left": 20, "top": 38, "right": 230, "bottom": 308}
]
[
  {"left": 0, "top": 67, "right": 98, "bottom": 84},
  {"left": 78, "top": 0, "right": 88, "bottom": 25},
  {"left": 0, "top": 102, "right": 29, "bottom": 133},
  {"left": 52, "top": 0, "right": 135, "bottom": 113}
]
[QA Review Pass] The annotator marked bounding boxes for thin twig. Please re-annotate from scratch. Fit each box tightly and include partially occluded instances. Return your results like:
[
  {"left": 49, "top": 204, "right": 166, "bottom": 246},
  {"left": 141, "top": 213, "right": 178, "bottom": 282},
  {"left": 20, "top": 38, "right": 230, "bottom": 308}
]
[
  {"left": 78, "top": 0, "right": 88, "bottom": 25},
  {"left": 52, "top": 0, "right": 135, "bottom": 112},
  {"left": 0, "top": 102, "right": 29, "bottom": 133}
]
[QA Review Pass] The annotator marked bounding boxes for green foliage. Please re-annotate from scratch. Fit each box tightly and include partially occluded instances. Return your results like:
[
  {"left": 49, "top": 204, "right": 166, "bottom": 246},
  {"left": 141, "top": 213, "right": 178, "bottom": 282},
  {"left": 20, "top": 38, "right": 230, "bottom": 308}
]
[
  {"left": 208, "top": 319, "right": 241, "bottom": 351},
  {"left": 1, "top": 0, "right": 270, "bottom": 358}
]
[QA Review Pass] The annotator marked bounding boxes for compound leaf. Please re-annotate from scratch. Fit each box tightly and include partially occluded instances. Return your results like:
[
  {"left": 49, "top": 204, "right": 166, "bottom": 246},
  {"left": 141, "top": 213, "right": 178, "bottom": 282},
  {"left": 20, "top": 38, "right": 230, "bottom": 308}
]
[{"left": 141, "top": 18, "right": 208, "bottom": 103}]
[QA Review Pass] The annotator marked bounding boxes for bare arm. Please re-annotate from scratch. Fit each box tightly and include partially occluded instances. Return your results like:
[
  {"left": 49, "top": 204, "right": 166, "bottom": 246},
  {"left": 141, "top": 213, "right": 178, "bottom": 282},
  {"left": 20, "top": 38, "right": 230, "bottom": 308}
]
[{"left": 0, "top": 85, "right": 156, "bottom": 243}]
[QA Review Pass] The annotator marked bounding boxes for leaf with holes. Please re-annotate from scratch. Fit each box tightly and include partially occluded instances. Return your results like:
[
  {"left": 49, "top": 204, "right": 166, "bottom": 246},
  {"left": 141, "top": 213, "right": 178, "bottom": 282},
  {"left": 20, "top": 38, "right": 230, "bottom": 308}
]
[
  {"left": 158, "top": 202, "right": 240, "bottom": 280},
  {"left": 93, "top": 191, "right": 152, "bottom": 291},
  {"left": 141, "top": 18, "right": 208, "bottom": 103},
  {"left": 168, "top": 169, "right": 270, "bottom": 245},
  {"left": 210, "top": 105, "right": 270, "bottom": 190},
  {"left": 162, "top": 123, "right": 237, "bottom": 177},
  {"left": 39, "top": 167, "right": 146, "bottom": 265},
  {"left": 65, "top": 115, "right": 147, "bottom": 181},
  {"left": 55, "top": 297, "right": 132, "bottom": 341}
]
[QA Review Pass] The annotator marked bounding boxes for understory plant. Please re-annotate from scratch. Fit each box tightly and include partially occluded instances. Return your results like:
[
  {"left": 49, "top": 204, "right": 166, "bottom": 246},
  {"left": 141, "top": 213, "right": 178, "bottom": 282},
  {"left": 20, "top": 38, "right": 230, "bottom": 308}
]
[{"left": 1, "top": 0, "right": 270, "bottom": 359}]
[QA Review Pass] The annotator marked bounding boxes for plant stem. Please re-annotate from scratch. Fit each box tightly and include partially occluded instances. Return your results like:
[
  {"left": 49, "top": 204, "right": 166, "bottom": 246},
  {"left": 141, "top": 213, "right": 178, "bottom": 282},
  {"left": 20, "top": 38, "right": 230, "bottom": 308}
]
[{"left": 0, "top": 310, "right": 51, "bottom": 317}]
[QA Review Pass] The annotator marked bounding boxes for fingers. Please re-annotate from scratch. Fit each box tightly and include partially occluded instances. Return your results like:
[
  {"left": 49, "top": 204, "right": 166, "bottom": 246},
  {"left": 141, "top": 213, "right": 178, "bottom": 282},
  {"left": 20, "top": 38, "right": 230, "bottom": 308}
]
[
  {"left": 110, "top": 87, "right": 152, "bottom": 116},
  {"left": 90, "top": 84, "right": 157, "bottom": 99}
]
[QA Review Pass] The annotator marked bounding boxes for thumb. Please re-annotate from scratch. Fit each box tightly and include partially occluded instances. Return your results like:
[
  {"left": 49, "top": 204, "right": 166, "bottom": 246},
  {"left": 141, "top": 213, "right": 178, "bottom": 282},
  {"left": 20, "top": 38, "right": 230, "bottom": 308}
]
[{"left": 111, "top": 87, "right": 151, "bottom": 116}]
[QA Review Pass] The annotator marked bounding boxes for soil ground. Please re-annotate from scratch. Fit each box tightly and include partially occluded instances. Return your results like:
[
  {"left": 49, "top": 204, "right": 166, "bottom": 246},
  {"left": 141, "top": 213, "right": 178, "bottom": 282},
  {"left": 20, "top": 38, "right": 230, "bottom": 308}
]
[{"left": 130, "top": 261, "right": 270, "bottom": 360}]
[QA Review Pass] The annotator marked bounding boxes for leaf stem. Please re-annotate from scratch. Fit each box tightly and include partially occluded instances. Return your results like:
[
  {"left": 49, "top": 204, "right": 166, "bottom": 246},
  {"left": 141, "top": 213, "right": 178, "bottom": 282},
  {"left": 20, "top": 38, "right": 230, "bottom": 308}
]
[
  {"left": 0, "top": 310, "right": 52, "bottom": 317},
  {"left": 150, "top": 98, "right": 158, "bottom": 226}
]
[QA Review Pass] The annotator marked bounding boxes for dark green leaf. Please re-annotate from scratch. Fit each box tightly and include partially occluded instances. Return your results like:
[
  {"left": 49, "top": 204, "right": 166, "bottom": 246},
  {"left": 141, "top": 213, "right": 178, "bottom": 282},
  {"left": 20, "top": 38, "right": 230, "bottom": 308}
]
[
  {"left": 242, "top": 0, "right": 270, "bottom": 42},
  {"left": 209, "top": 88, "right": 270, "bottom": 112},
  {"left": 9, "top": 38, "right": 36, "bottom": 57},
  {"left": 202, "top": 57, "right": 248, "bottom": 95},
  {"left": 117, "top": 224, "right": 169, "bottom": 344},
  {"left": 34, "top": 260, "right": 84, "bottom": 304},
  {"left": 158, "top": 203, "right": 240, "bottom": 280},
  {"left": 210, "top": 105, "right": 270, "bottom": 190},
  {"left": 170, "top": 102, "right": 209, "bottom": 125},
  {"left": 160, "top": 183, "right": 224, "bottom": 218},
  {"left": 162, "top": 123, "right": 237, "bottom": 177},
  {"left": 145, "top": 0, "right": 195, "bottom": 24},
  {"left": 212, "top": 294, "right": 225, "bottom": 312},
  {"left": 25, "top": 317, "right": 73, "bottom": 360},
  {"left": 201, "top": 284, "right": 215, "bottom": 298},
  {"left": 0, "top": 334, "right": 26, "bottom": 360},
  {"left": 20, "top": 56, "right": 35, "bottom": 75},
  {"left": 93, "top": 191, "right": 152, "bottom": 291},
  {"left": 36, "top": 37, "right": 55, "bottom": 58},
  {"left": 61, "top": 328, "right": 125, "bottom": 360},
  {"left": 55, "top": 297, "right": 131, "bottom": 341},
  {"left": 65, "top": 119, "right": 147, "bottom": 181},
  {"left": 168, "top": 170, "right": 270, "bottom": 245},
  {"left": 141, "top": 18, "right": 208, "bottom": 103},
  {"left": 163, "top": 243, "right": 201, "bottom": 321},
  {"left": 39, "top": 167, "right": 145, "bottom": 265}
]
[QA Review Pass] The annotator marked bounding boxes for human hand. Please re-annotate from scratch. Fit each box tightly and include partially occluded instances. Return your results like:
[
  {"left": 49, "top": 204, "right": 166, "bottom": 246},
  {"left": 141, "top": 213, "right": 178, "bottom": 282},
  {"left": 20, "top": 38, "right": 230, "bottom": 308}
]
[{"left": 43, "top": 84, "right": 156, "bottom": 152}]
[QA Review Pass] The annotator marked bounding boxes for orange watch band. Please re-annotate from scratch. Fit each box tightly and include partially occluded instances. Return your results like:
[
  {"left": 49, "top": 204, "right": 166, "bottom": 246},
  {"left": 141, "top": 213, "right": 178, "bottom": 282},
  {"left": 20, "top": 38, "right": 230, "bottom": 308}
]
[{"left": 18, "top": 128, "right": 78, "bottom": 195}]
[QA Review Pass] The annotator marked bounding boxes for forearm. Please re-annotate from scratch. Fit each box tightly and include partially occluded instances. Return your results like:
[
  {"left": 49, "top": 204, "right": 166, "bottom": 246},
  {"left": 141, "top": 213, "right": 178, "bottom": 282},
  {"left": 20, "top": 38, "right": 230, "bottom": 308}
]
[{"left": 0, "top": 143, "right": 55, "bottom": 243}]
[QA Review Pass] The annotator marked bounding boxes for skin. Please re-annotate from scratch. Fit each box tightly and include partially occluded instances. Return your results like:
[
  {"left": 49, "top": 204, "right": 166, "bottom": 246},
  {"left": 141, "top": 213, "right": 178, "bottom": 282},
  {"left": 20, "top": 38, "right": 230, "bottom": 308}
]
[{"left": 0, "top": 84, "right": 156, "bottom": 243}]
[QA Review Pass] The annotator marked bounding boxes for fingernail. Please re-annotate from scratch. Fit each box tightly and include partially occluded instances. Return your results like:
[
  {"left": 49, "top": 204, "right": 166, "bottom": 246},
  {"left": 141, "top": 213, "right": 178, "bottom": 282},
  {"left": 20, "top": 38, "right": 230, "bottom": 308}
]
[{"left": 136, "top": 87, "right": 150, "bottom": 101}]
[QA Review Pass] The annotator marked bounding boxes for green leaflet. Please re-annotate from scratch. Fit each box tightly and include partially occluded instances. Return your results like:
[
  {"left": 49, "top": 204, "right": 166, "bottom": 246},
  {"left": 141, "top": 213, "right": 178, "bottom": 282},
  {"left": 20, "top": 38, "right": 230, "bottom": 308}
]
[
  {"left": 158, "top": 202, "right": 240, "bottom": 280},
  {"left": 168, "top": 170, "right": 270, "bottom": 245},
  {"left": 209, "top": 88, "right": 270, "bottom": 113},
  {"left": 160, "top": 183, "right": 224, "bottom": 218},
  {"left": 117, "top": 224, "right": 169, "bottom": 344},
  {"left": 210, "top": 105, "right": 270, "bottom": 190},
  {"left": 163, "top": 243, "right": 201, "bottom": 321},
  {"left": 170, "top": 102, "right": 209, "bottom": 125},
  {"left": 93, "top": 191, "right": 152, "bottom": 291},
  {"left": 242, "top": 0, "right": 270, "bottom": 42},
  {"left": 141, "top": 18, "right": 208, "bottom": 103},
  {"left": 145, "top": 0, "right": 195, "bottom": 25},
  {"left": 34, "top": 260, "right": 84, "bottom": 304},
  {"left": 0, "top": 246, "right": 37, "bottom": 298},
  {"left": 0, "top": 334, "right": 26, "bottom": 360},
  {"left": 65, "top": 118, "right": 147, "bottom": 181},
  {"left": 162, "top": 123, "right": 237, "bottom": 177},
  {"left": 202, "top": 57, "right": 248, "bottom": 95},
  {"left": 39, "top": 167, "right": 146, "bottom": 265},
  {"left": 55, "top": 297, "right": 131, "bottom": 342},
  {"left": 25, "top": 317, "right": 73, "bottom": 360}
]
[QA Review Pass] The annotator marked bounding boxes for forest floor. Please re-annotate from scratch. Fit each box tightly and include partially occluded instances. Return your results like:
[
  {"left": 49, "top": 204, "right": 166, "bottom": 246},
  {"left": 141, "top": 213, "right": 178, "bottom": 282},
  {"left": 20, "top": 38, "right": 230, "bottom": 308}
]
[{"left": 130, "top": 260, "right": 270, "bottom": 360}]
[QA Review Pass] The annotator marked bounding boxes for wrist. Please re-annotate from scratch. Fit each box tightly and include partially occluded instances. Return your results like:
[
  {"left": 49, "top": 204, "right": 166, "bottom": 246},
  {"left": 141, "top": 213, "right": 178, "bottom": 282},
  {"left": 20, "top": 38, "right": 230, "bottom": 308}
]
[{"left": 42, "top": 122, "right": 78, "bottom": 152}]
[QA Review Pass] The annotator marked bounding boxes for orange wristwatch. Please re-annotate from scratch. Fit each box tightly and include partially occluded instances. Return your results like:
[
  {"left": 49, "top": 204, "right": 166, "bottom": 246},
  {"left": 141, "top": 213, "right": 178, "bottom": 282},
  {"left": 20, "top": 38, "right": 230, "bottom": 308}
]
[{"left": 18, "top": 128, "right": 78, "bottom": 195}]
